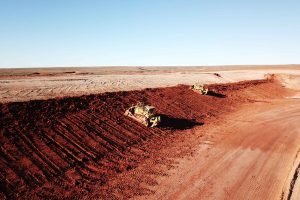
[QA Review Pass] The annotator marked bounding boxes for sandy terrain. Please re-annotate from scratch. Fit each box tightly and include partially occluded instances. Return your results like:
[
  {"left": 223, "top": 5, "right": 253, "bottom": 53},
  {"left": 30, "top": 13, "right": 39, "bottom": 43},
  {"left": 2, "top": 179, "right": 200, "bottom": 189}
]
[
  {"left": 0, "top": 66, "right": 300, "bottom": 103},
  {"left": 1, "top": 66, "right": 300, "bottom": 199},
  {"left": 137, "top": 99, "right": 300, "bottom": 200}
]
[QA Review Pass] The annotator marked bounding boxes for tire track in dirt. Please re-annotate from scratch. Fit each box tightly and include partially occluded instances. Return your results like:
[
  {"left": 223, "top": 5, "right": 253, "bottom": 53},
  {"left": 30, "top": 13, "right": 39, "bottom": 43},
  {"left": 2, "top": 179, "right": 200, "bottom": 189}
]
[{"left": 281, "top": 147, "right": 300, "bottom": 200}]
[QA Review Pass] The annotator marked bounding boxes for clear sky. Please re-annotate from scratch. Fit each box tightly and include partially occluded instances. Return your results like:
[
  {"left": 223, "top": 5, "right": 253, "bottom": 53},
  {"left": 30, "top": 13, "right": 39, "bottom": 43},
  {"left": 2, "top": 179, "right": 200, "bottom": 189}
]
[{"left": 0, "top": 0, "right": 300, "bottom": 68}]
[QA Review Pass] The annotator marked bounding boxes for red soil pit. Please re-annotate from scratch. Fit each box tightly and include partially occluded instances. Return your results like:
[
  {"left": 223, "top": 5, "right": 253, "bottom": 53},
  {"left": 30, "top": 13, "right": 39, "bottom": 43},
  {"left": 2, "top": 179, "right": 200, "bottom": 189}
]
[{"left": 0, "top": 79, "right": 287, "bottom": 199}]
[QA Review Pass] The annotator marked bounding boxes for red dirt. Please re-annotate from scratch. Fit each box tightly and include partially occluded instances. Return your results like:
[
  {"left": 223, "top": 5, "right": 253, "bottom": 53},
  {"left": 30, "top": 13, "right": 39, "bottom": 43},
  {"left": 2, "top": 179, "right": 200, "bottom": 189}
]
[{"left": 0, "top": 79, "right": 288, "bottom": 199}]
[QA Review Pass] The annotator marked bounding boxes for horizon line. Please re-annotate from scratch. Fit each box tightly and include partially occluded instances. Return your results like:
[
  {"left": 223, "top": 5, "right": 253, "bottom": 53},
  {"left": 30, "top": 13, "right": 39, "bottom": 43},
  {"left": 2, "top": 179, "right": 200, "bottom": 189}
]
[{"left": 0, "top": 64, "right": 300, "bottom": 70}]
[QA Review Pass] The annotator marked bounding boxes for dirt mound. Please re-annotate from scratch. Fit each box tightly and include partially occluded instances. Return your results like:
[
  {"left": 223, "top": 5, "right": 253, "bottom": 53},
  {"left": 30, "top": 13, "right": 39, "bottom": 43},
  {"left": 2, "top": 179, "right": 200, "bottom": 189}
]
[
  {"left": 0, "top": 79, "right": 288, "bottom": 199},
  {"left": 272, "top": 74, "right": 300, "bottom": 90}
]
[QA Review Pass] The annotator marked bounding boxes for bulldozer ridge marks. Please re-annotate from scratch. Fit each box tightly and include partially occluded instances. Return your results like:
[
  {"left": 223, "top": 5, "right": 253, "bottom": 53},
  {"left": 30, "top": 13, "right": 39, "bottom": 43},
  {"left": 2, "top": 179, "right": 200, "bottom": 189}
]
[{"left": 0, "top": 79, "right": 285, "bottom": 199}]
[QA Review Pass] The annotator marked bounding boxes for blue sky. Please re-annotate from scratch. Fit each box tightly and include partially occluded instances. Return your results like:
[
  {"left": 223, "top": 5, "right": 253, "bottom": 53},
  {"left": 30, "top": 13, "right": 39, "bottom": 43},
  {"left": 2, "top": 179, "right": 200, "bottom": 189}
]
[{"left": 0, "top": 0, "right": 300, "bottom": 68}]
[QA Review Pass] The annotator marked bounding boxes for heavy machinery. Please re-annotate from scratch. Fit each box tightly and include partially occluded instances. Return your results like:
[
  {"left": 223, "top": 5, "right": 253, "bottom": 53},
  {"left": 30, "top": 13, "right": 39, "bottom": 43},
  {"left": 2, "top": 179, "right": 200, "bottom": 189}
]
[
  {"left": 191, "top": 83, "right": 209, "bottom": 95},
  {"left": 124, "top": 102, "right": 161, "bottom": 127}
]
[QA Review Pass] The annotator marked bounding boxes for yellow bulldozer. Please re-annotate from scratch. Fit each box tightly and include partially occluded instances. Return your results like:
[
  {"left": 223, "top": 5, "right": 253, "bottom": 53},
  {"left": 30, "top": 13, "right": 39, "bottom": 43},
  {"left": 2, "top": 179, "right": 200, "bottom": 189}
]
[
  {"left": 124, "top": 102, "right": 161, "bottom": 127},
  {"left": 191, "top": 83, "right": 209, "bottom": 95}
]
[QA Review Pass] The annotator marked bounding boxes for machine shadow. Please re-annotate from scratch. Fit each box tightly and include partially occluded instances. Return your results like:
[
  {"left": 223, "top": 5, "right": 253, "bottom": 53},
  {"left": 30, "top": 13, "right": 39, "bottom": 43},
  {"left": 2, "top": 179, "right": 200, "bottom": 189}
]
[
  {"left": 207, "top": 90, "right": 226, "bottom": 98},
  {"left": 159, "top": 115, "right": 204, "bottom": 130}
]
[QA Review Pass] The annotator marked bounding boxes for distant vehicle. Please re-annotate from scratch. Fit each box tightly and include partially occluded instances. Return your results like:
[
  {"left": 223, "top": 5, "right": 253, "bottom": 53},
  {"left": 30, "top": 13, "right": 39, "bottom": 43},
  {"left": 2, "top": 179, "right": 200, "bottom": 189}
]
[
  {"left": 191, "top": 83, "right": 209, "bottom": 95},
  {"left": 124, "top": 102, "right": 161, "bottom": 127}
]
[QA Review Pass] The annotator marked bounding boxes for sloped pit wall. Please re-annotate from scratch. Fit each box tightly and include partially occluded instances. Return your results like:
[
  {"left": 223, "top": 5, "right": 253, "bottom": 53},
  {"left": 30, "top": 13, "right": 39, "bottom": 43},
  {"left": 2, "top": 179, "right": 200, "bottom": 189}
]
[{"left": 0, "top": 79, "right": 287, "bottom": 199}]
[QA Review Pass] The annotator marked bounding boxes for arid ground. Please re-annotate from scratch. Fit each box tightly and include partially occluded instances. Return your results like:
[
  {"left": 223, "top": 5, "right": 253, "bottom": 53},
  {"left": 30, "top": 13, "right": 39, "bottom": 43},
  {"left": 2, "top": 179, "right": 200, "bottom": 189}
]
[{"left": 1, "top": 65, "right": 300, "bottom": 199}]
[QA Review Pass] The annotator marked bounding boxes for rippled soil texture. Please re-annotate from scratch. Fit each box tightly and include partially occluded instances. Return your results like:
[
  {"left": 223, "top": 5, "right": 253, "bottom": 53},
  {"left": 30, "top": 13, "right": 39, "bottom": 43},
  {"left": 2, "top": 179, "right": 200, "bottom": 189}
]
[{"left": 0, "top": 79, "right": 286, "bottom": 199}]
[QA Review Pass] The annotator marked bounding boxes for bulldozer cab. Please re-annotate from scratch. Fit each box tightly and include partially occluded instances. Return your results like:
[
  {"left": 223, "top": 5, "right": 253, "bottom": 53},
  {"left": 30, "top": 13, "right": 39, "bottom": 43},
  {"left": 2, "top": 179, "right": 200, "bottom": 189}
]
[
  {"left": 134, "top": 105, "right": 156, "bottom": 118},
  {"left": 192, "top": 83, "right": 205, "bottom": 89}
]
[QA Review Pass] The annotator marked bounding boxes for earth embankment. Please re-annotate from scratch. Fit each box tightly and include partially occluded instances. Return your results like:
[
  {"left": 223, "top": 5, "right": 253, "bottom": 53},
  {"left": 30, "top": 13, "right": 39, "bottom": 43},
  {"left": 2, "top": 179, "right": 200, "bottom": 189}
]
[{"left": 0, "top": 79, "right": 290, "bottom": 199}]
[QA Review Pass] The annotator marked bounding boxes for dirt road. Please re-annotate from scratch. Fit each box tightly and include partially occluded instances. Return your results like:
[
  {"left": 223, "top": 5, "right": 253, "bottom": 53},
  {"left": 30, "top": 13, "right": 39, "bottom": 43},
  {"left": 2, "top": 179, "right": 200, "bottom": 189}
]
[{"left": 138, "top": 99, "right": 300, "bottom": 200}]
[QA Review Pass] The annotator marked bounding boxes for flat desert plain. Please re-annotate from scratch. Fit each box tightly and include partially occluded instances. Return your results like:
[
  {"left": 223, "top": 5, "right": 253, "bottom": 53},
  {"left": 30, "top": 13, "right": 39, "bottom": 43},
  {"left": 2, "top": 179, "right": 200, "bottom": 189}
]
[{"left": 1, "top": 65, "right": 300, "bottom": 199}]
